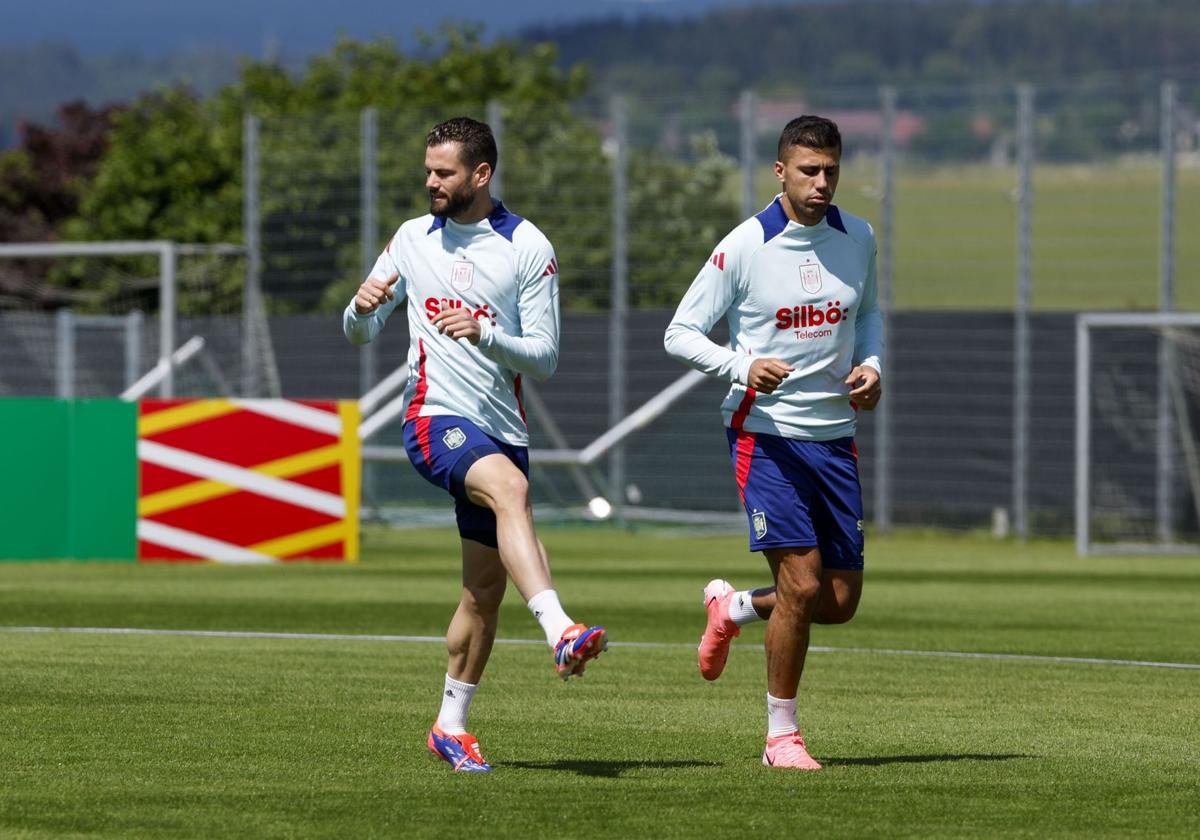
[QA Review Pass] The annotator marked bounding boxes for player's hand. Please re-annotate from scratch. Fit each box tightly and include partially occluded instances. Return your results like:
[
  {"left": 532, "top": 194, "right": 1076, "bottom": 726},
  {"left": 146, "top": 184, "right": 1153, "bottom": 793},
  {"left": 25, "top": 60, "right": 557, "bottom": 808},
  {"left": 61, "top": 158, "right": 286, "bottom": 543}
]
[
  {"left": 845, "top": 365, "right": 881, "bottom": 410},
  {"left": 354, "top": 271, "right": 399, "bottom": 315},
  {"left": 748, "top": 358, "right": 794, "bottom": 394},
  {"left": 432, "top": 307, "right": 482, "bottom": 345}
]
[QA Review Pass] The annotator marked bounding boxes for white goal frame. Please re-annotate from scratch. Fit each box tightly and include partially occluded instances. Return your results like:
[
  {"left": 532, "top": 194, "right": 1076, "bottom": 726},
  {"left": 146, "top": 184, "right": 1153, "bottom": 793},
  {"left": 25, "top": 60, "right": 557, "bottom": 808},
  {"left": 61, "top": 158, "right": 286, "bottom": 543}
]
[
  {"left": 0, "top": 240, "right": 265, "bottom": 397},
  {"left": 1075, "top": 312, "right": 1200, "bottom": 555}
]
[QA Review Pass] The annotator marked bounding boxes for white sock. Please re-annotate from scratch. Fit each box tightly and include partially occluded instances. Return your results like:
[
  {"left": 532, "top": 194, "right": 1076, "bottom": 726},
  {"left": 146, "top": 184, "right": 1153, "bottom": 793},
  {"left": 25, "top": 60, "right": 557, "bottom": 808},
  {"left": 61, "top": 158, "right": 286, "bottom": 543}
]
[
  {"left": 436, "top": 674, "right": 478, "bottom": 735},
  {"left": 730, "top": 589, "right": 764, "bottom": 625},
  {"left": 527, "top": 589, "right": 574, "bottom": 647},
  {"left": 766, "top": 693, "right": 799, "bottom": 738}
]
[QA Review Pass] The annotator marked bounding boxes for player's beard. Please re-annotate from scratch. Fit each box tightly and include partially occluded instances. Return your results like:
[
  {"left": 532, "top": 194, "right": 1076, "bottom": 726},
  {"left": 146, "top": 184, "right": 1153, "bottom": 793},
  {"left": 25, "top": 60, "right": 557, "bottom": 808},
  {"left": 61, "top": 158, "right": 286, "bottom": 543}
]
[{"left": 431, "top": 182, "right": 475, "bottom": 219}]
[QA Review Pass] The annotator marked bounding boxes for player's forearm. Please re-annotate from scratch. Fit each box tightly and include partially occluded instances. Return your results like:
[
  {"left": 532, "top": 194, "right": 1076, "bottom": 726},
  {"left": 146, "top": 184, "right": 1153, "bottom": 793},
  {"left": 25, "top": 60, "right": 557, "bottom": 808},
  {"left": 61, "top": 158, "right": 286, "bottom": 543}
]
[
  {"left": 342, "top": 304, "right": 382, "bottom": 345},
  {"left": 664, "top": 324, "right": 752, "bottom": 385},
  {"left": 853, "top": 306, "right": 884, "bottom": 375},
  {"left": 478, "top": 326, "right": 559, "bottom": 380}
]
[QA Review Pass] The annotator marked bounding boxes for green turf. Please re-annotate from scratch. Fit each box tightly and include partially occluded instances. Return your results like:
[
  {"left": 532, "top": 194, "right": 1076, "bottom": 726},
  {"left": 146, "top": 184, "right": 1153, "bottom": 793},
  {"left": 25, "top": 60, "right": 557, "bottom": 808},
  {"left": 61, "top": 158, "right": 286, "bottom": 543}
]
[{"left": 1, "top": 527, "right": 1198, "bottom": 838}]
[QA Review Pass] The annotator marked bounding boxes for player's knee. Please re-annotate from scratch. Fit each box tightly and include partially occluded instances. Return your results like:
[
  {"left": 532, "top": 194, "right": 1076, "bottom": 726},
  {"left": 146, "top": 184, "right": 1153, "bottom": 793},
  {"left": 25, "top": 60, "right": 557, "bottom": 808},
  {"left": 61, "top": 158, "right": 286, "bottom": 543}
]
[
  {"left": 464, "top": 577, "right": 506, "bottom": 615},
  {"left": 820, "top": 599, "right": 859, "bottom": 624},
  {"left": 489, "top": 472, "right": 530, "bottom": 513},
  {"left": 778, "top": 570, "right": 821, "bottom": 607},
  {"left": 818, "top": 581, "right": 862, "bottom": 624}
]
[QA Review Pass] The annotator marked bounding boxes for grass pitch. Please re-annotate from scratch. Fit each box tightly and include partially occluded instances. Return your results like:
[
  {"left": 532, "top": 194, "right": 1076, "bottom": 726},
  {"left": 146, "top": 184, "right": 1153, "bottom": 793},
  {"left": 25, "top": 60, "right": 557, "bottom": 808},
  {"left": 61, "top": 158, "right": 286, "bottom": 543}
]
[{"left": 1, "top": 527, "right": 1198, "bottom": 838}]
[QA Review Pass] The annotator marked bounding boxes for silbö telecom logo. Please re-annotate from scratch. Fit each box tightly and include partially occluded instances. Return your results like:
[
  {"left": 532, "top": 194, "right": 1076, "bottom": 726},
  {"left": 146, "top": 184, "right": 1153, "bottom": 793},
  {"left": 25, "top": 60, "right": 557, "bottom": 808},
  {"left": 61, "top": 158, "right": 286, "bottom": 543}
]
[{"left": 774, "top": 299, "right": 848, "bottom": 340}]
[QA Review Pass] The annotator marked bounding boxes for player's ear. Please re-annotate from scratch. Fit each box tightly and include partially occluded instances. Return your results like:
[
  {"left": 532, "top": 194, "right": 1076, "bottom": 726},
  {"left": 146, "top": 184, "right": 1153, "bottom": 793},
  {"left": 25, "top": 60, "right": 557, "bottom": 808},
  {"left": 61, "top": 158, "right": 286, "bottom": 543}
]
[
  {"left": 474, "top": 161, "right": 493, "bottom": 189},
  {"left": 774, "top": 160, "right": 785, "bottom": 183}
]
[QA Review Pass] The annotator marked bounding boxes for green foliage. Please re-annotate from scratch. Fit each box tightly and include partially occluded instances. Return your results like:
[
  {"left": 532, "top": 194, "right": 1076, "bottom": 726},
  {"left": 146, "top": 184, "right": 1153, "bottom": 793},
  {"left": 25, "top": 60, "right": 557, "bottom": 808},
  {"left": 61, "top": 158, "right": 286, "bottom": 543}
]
[
  {"left": 45, "top": 28, "right": 601, "bottom": 314},
  {"left": 48, "top": 90, "right": 243, "bottom": 313},
  {"left": 0, "top": 101, "right": 118, "bottom": 243},
  {"left": 64, "top": 89, "right": 241, "bottom": 244},
  {"left": 226, "top": 28, "right": 596, "bottom": 312},
  {"left": 626, "top": 132, "right": 740, "bottom": 308}
]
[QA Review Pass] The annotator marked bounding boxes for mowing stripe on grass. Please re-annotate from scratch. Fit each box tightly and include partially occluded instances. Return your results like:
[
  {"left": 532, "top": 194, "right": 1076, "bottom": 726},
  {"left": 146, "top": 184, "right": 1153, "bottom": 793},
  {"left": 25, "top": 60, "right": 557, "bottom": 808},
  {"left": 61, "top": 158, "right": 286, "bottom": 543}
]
[{"left": 3, "top": 625, "right": 1199, "bottom": 671}]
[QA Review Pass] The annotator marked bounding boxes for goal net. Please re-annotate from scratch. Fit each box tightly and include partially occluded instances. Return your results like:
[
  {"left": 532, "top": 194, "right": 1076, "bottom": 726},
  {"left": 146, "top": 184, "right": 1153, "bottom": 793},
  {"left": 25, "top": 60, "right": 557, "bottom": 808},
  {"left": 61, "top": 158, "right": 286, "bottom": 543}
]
[
  {"left": 1076, "top": 313, "right": 1200, "bottom": 554},
  {"left": 0, "top": 242, "right": 277, "bottom": 398}
]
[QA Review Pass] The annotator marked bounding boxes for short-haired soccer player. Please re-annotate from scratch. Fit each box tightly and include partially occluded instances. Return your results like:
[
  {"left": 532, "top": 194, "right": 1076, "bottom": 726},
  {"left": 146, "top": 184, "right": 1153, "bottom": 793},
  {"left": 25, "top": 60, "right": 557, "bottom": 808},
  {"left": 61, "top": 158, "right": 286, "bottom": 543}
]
[
  {"left": 344, "top": 117, "right": 607, "bottom": 773},
  {"left": 664, "top": 115, "right": 882, "bottom": 770}
]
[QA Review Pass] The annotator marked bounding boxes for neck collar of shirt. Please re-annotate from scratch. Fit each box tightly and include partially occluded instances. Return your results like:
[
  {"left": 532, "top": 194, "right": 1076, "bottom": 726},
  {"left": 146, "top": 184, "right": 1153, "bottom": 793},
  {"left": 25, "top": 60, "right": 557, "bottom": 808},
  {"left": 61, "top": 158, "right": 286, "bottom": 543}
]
[
  {"left": 771, "top": 193, "right": 832, "bottom": 231},
  {"left": 439, "top": 200, "right": 512, "bottom": 236}
]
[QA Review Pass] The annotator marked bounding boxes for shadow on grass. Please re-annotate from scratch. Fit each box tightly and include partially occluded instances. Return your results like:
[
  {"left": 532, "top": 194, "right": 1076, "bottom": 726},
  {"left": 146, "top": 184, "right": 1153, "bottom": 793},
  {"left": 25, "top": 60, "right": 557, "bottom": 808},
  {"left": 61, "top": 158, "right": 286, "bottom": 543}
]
[
  {"left": 505, "top": 759, "right": 720, "bottom": 778},
  {"left": 823, "top": 753, "right": 1034, "bottom": 767}
]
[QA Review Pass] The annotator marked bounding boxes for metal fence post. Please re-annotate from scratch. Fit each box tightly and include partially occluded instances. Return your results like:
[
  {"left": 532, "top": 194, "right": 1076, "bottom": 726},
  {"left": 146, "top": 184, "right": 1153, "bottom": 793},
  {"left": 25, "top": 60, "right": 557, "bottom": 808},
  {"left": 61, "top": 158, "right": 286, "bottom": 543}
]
[
  {"left": 1074, "top": 316, "right": 1090, "bottom": 555},
  {"left": 1156, "top": 80, "right": 1178, "bottom": 542},
  {"left": 875, "top": 86, "right": 896, "bottom": 533},
  {"left": 739, "top": 89, "right": 757, "bottom": 218},
  {"left": 124, "top": 310, "right": 143, "bottom": 391},
  {"left": 360, "top": 107, "right": 379, "bottom": 399},
  {"left": 159, "top": 241, "right": 176, "bottom": 398},
  {"left": 242, "top": 114, "right": 262, "bottom": 398},
  {"left": 609, "top": 96, "right": 629, "bottom": 509},
  {"left": 487, "top": 100, "right": 504, "bottom": 201},
  {"left": 1013, "top": 83, "right": 1035, "bottom": 540},
  {"left": 55, "top": 308, "right": 74, "bottom": 399},
  {"left": 360, "top": 107, "right": 380, "bottom": 507}
]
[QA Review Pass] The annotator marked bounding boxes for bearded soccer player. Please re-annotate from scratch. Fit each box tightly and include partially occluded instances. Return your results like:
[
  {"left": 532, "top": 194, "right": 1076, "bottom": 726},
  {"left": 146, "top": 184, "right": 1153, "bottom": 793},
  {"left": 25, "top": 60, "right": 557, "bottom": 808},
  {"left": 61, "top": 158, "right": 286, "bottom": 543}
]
[
  {"left": 344, "top": 117, "right": 607, "bottom": 773},
  {"left": 664, "top": 115, "right": 882, "bottom": 770}
]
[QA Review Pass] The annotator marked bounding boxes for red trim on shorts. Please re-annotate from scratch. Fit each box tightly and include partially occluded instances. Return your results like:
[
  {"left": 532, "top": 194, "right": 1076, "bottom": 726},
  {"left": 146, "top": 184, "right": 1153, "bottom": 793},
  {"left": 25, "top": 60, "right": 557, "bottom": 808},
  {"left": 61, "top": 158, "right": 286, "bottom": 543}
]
[
  {"left": 850, "top": 439, "right": 859, "bottom": 461},
  {"left": 404, "top": 339, "right": 429, "bottom": 423},
  {"left": 514, "top": 374, "right": 527, "bottom": 425},
  {"left": 734, "top": 430, "right": 756, "bottom": 503},
  {"left": 730, "top": 387, "right": 757, "bottom": 430},
  {"left": 415, "top": 415, "right": 433, "bottom": 465}
]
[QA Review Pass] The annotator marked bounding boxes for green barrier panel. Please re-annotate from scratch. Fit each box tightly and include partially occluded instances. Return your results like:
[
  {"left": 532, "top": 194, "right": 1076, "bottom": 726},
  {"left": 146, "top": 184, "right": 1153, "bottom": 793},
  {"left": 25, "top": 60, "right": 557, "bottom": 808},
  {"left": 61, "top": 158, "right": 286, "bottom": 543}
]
[
  {"left": 68, "top": 400, "right": 138, "bottom": 560},
  {"left": 0, "top": 399, "right": 136, "bottom": 561},
  {"left": 0, "top": 399, "right": 70, "bottom": 559}
]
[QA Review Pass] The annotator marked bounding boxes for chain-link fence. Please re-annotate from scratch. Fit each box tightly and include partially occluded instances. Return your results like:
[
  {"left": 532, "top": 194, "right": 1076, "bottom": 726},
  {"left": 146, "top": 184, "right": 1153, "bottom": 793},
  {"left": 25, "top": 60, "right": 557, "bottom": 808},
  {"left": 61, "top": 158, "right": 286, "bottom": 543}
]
[{"left": 3, "top": 77, "right": 1197, "bottom": 541}]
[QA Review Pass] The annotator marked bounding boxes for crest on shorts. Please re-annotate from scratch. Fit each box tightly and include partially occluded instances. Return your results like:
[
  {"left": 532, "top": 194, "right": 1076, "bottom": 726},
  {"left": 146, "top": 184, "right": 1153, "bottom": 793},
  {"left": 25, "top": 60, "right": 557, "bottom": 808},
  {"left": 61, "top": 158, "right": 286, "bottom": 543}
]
[
  {"left": 442, "top": 427, "right": 467, "bottom": 450},
  {"left": 450, "top": 260, "right": 474, "bottom": 292},
  {"left": 752, "top": 510, "right": 768, "bottom": 539},
  {"left": 799, "top": 261, "right": 822, "bottom": 294}
]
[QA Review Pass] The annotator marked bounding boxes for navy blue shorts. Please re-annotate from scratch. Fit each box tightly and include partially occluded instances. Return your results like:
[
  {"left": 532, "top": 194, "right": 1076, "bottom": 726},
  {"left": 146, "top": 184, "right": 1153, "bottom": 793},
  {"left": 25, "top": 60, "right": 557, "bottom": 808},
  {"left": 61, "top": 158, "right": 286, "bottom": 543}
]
[
  {"left": 726, "top": 429, "right": 864, "bottom": 571},
  {"left": 403, "top": 415, "right": 529, "bottom": 548}
]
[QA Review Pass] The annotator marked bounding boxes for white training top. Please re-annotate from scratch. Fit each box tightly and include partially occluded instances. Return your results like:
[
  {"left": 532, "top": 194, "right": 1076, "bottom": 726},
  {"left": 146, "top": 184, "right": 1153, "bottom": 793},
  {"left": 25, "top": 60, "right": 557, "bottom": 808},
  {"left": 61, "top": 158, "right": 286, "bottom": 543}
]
[
  {"left": 664, "top": 196, "right": 883, "bottom": 441},
  {"left": 343, "top": 201, "right": 560, "bottom": 446}
]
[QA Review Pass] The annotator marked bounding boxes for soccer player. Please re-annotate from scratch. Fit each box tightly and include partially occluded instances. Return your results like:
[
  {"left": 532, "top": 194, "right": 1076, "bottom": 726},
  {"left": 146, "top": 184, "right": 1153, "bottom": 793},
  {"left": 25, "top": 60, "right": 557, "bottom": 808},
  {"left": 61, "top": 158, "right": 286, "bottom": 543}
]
[
  {"left": 343, "top": 117, "right": 607, "bottom": 773},
  {"left": 664, "top": 115, "right": 882, "bottom": 770}
]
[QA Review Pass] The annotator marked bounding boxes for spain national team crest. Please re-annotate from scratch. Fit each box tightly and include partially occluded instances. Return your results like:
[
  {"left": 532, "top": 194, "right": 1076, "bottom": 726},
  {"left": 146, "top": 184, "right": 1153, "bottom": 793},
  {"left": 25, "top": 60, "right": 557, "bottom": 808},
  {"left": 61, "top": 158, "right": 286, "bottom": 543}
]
[
  {"left": 799, "top": 261, "right": 822, "bottom": 294},
  {"left": 450, "top": 260, "right": 474, "bottom": 292},
  {"left": 753, "top": 510, "right": 768, "bottom": 540},
  {"left": 443, "top": 427, "right": 467, "bottom": 450}
]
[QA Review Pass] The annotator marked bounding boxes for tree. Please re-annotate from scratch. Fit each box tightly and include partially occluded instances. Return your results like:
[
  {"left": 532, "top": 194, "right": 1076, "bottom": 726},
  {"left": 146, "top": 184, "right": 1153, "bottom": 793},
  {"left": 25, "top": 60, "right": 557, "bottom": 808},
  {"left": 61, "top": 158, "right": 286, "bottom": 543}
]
[
  {"left": 0, "top": 101, "right": 118, "bottom": 244},
  {"left": 0, "top": 101, "right": 120, "bottom": 308}
]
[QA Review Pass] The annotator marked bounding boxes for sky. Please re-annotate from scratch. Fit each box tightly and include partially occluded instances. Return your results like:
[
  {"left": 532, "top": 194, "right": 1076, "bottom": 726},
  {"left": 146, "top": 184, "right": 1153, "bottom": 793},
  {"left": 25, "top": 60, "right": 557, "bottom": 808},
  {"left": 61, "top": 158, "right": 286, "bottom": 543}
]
[{"left": 2, "top": 0, "right": 777, "bottom": 56}]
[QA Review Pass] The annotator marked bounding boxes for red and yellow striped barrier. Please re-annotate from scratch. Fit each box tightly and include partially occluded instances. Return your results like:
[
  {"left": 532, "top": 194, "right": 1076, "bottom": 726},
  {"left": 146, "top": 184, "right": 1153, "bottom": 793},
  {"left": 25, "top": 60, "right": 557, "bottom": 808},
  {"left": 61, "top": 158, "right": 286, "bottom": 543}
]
[{"left": 137, "top": 399, "right": 360, "bottom": 562}]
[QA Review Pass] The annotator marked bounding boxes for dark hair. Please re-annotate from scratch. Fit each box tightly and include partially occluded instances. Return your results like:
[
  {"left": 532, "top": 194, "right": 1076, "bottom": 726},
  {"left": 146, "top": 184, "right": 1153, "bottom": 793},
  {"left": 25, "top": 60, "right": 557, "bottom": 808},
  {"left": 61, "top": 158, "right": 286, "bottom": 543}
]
[
  {"left": 777, "top": 115, "right": 842, "bottom": 160},
  {"left": 426, "top": 117, "right": 498, "bottom": 173}
]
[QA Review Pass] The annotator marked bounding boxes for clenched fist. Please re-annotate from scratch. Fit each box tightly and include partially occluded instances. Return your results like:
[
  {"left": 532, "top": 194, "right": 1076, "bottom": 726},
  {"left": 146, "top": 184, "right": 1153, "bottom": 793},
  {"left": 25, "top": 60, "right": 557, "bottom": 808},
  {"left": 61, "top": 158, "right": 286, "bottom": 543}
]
[{"left": 354, "top": 271, "right": 400, "bottom": 315}]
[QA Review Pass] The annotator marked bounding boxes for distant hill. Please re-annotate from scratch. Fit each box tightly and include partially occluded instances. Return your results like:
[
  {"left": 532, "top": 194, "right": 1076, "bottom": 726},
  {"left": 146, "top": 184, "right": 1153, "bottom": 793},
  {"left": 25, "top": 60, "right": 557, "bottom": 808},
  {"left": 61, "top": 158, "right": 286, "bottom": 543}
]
[
  {"left": 521, "top": 0, "right": 1200, "bottom": 98},
  {"left": 4, "top": 0, "right": 1199, "bottom": 149},
  {"left": 0, "top": 43, "right": 241, "bottom": 147}
]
